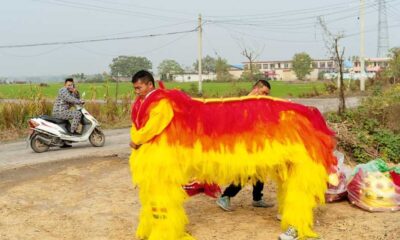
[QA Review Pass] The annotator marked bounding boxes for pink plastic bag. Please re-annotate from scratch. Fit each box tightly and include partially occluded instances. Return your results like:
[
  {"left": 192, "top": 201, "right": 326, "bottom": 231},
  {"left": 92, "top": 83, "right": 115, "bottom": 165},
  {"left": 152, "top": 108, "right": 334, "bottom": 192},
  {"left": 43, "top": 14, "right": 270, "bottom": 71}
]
[{"left": 347, "top": 160, "right": 400, "bottom": 212}]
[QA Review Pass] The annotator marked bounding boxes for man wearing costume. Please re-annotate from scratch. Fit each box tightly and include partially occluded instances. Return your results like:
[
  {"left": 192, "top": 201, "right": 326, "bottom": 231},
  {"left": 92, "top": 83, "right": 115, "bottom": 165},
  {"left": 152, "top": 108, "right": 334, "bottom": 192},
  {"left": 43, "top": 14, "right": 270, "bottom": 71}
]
[{"left": 129, "top": 70, "right": 336, "bottom": 240}]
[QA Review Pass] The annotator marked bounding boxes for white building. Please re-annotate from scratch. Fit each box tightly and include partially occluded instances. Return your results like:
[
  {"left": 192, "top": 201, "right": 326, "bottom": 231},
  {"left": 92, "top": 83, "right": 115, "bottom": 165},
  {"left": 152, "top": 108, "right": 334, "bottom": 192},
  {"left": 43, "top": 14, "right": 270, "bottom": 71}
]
[
  {"left": 173, "top": 73, "right": 217, "bottom": 82},
  {"left": 243, "top": 59, "right": 336, "bottom": 81}
]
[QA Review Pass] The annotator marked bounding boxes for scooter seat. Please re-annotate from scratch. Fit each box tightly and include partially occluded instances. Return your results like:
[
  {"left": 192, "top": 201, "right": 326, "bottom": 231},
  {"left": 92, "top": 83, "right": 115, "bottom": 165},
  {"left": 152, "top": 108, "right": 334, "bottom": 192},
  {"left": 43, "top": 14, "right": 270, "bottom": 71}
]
[{"left": 39, "top": 115, "right": 69, "bottom": 124}]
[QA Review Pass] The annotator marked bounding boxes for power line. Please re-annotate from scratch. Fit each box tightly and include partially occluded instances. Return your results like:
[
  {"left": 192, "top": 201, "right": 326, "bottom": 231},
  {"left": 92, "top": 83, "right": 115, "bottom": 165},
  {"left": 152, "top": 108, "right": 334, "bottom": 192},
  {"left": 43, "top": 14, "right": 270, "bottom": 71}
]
[
  {"left": 205, "top": 0, "right": 358, "bottom": 18},
  {"left": 0, "top": 45, "right": 65, "bottom": 58},
  {"left": 212, "top": 23, "right": 319, "bottom": 44},
  {"left": 73, "top": 31, "right": 193, "bottom": 57},
  {"left": 204, "top": 0, "right": 394, "bottom": 22},
  {"left": 86, "top": 0, "right": 195, "bottom": 17},
  {"left": 343, "top": 23, "right": 400, "bottom": 38},
  {"left": 207, "top": 0, "right": 387, "bottom": 27},
  {"left": 89, "top": 20, "right": 196, "bottom": 38},
  {"left": 0, "top": 28, "right": 198, "bottom": 49},
  {"left": 33, "top": 0, "right": 190, "bottom": 21}
]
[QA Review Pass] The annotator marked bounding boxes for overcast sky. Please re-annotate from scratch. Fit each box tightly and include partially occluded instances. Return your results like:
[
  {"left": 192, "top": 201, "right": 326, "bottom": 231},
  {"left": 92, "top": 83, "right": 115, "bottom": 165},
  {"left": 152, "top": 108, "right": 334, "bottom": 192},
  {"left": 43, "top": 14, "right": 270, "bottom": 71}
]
[{"left": 1, "top": 0, "right": 399, "bottom": 77}]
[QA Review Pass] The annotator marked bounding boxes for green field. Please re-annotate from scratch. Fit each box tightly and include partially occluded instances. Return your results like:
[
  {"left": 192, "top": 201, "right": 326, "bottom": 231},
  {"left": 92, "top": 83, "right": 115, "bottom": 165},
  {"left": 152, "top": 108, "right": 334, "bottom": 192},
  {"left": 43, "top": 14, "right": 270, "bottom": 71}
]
[{"left": 0, "top": 81, "right": 324, "bottom": 100}]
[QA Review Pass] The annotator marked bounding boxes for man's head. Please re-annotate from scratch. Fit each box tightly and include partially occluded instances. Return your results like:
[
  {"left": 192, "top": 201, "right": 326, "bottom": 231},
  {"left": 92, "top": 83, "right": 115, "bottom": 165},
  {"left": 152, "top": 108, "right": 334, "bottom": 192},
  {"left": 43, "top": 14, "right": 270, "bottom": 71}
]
[
  {"left": 64, "top": 78, "right": 74, "bottom": 90},
  {"left": 132, "top": 70, "right": 155, "bottom": 98},
  {"left": 252, "top": 79, "right": 271, "bottom": 96}
]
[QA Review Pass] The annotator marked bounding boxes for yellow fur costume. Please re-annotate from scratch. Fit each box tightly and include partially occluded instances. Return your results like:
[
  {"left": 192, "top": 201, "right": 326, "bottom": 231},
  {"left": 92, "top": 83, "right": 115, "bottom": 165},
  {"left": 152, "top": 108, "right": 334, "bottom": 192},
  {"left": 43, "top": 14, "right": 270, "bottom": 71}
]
[{"left": 129, "top": 88, "right": 336, "bottom": 239}]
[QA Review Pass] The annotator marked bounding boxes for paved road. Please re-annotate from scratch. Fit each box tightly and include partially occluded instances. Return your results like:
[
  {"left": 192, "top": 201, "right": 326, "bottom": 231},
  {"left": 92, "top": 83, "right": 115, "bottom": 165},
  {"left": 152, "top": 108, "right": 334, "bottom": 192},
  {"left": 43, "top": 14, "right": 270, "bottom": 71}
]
[
  {"left": 0, "top": 128, "right": 131, "bottom": 172},
  {"left": 0, "top": 97, "right": 361, "bottom": 172},
  {"left": 291, "top": 96, "right": 361, "bottom": 113}
]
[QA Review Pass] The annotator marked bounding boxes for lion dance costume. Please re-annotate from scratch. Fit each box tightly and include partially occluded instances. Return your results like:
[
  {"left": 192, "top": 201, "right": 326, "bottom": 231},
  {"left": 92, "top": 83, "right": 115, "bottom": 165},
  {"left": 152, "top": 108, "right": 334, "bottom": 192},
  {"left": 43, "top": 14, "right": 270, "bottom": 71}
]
[{"left": 129, "top": 86, "right": 336, "bottom": 240}]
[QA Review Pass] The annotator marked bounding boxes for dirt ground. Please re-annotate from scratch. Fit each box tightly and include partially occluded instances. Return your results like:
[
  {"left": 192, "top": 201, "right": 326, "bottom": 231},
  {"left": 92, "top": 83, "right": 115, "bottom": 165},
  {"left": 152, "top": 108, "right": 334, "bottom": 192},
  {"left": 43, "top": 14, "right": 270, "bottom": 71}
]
[{"left": 0, "top": 157, "right": 399, "bottom": 240}]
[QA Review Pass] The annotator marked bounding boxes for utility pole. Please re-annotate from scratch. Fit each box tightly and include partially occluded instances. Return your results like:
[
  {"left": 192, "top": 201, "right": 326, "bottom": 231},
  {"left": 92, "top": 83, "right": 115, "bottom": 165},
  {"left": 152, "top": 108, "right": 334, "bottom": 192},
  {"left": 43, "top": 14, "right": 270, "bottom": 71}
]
[
  {"left": 198, "top": 14, "right": 203, "bottom": 96},
  {"left": 360, "top": 0, "right": 366, "bottom": 91},
  {"left": 337, "top": 42, "right": 341, "bottom": 88}
]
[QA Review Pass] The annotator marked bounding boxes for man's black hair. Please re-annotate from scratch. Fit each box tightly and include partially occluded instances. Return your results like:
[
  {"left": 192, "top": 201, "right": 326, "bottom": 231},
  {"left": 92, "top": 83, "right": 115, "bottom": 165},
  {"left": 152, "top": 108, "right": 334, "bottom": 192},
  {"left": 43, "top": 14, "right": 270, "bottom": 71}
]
[
  {"left": 132, "top": 70, "right": 155, "bottom": 87},
  {"left": 253, "top": 79, "right": 271, "bottom": 90},
  {"left": 65, "top": 78, "right": 74, "bottom": 84}
]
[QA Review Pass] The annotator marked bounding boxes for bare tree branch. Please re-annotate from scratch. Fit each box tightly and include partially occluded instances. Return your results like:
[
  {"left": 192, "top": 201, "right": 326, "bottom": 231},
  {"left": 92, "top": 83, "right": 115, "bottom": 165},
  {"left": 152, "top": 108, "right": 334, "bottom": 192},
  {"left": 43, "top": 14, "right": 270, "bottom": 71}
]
[{"left": 318, "top": 16, "right": 346, "bottom": 115}]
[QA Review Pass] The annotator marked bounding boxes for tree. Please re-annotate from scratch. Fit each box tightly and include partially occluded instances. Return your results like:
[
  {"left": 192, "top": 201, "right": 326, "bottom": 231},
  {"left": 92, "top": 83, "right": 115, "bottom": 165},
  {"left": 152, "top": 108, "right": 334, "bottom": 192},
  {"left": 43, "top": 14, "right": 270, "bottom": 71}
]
[
  {"left": 215, "top": 57, "right": 232, "bottom": 81},
  {"left": 71, "top": 73, "right": 86, "bottom": 82},
  {"left": 110, "top": 55, "right": 152, "bottom": 101},
  {"left": 0, "top": 77, "right": 7, "bottom": 84},
  {"left": 292, "top": 52, "right": 312, "bottom": 80},
  {"left": 385, "top": 47, "right": 400, "bottom": 84},
  {"left": 86, "top": 74, "right": 104, "bottom": 83},
  {"left": 193, "top": 55, "right": 216, "bottom": 73},
  {"left": 318, "top": 16, "right": 346, "bottom": 116},
  {"left": 157, "top": 59, "right": 184, "bottom": 81},
  {"left": 109, "top": 56, "right": 152, "bottom": 77},
  {"left": 240, "top": 66, "right": 264, "bottom": 81},
  {"left": 237, "top": 40, "right": 264, "bottom": 82}
]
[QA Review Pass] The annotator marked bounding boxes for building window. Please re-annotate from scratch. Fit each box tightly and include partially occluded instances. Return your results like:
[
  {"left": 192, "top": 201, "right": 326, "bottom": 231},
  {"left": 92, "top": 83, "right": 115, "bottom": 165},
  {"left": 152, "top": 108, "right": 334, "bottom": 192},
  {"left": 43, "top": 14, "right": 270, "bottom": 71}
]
[
  {"left": 270, "top": 64, "right": 275, "bottom": 69},
  {"left": 263, "top": 64, "right": 269, "bottom": 69},
  {"left": 327, "top": 62, "right": 333, "bottom": 68},
  {"left": 312, "top": 62, "right": 318, "bottom": 68},
  {"left": 284, "top": 63, "right": 289, "bottom": 68},
  {"left": 277, "top": 63, "right": 281, "bottom": 68},
  {"left": 320, "top": 62, "right": 326, "bottom": 68}
]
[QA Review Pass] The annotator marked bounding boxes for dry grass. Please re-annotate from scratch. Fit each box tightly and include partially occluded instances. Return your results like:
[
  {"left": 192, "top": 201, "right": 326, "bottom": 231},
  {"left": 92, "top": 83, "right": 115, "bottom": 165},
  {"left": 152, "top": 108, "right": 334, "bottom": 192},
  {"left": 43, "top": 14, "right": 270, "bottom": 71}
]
[{"left": 0, "top": 87, "right": 133, "bottom": 142}]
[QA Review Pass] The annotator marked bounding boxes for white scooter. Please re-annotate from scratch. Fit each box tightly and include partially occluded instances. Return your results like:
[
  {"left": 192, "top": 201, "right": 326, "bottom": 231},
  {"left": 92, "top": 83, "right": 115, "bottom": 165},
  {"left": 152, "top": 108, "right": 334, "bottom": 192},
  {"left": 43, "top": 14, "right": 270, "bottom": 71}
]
[{"left": 27, "top": 103, "right": 105, "bottom": 153}]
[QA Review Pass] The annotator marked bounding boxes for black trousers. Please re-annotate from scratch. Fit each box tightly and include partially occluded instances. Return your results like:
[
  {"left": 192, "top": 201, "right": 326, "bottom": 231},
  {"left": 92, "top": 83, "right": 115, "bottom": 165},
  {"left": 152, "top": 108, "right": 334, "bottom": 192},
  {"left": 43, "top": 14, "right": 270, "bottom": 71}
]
[{"left": 221, "top": 180, "right": 264, "bottom": 201}]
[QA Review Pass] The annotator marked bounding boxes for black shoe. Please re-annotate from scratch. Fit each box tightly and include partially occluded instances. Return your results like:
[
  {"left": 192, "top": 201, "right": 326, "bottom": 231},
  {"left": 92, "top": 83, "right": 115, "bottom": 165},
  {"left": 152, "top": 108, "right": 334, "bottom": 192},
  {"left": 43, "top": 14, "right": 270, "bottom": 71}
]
[
  {"left": 60, "top": 143, "right": 72, "bottom": 148},
  {"left": 68, "top": 131, "right": 81, "bottom": 136}
]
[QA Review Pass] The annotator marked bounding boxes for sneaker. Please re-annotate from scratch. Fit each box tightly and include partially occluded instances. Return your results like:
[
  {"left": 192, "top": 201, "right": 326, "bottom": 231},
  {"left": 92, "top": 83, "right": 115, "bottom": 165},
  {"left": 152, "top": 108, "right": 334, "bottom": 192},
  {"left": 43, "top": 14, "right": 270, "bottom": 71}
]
[
  {"left": 278, "top": 226, "right": 298, "bottom": 240},
  {"left": 216, "top": 196, "right": 232, "bottom": 211},
  {"left": 252, "top": 199, "right": 274, "bottom": 208}
]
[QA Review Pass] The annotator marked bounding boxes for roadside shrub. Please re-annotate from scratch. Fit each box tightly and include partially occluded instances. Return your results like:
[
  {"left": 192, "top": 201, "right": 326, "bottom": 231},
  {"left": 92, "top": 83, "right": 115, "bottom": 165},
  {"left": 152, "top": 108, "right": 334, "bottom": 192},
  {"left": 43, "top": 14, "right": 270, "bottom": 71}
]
[
  {"left": 348, "top": 79, "right": 359, "bottom": 92},
  {"left": 298, "top": 86, "right": 321, "bottom": 98},
  {"left": 328, "top": 84, "right": 400, "bottom": 163},
  {"left": 324, "top": 81, "right": 337, "bottom": 94}
]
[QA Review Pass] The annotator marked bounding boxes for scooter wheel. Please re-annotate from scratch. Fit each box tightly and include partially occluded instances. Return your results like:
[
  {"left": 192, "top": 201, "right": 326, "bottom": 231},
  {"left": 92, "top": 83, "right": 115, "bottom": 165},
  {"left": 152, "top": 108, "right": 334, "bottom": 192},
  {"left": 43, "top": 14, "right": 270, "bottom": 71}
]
[
  {"left": 89, "top": 128, "right": 105, "bottom": 147},
  {"left": 31, "top": 134, "right": 50, "bottom": 153}
]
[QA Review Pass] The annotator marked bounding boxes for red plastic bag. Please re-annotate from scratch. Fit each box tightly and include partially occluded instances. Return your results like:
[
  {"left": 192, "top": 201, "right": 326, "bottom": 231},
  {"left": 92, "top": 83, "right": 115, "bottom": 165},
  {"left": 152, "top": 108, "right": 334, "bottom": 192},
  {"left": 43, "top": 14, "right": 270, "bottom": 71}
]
[
  {"left": 390, "top": 171, "right": 400, "bottom": 188},
  {"left": 183, "top": 181, "right": 221, "bottom": 198}
]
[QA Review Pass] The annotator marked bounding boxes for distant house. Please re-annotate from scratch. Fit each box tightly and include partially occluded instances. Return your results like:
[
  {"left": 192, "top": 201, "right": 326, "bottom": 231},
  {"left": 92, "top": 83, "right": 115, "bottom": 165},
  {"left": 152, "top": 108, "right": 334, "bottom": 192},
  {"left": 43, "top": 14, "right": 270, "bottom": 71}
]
[
  {"left": 241, "top": 57, "right": 391, "bottom": 81},
  {"left": 243, "top": 59, "right": 336, "bottom": 81},
  {"left": 114, "top": 76, "right": 131, "bottom": 82},
  {"left": 13, "top": 80, "right": 27, "bottom": 84},
  {"left": 173, "top": 73, "right": 217, "bottom": 82},
  {"left": 323, "top": 57, "right": 390, "bottom": 80},
  {"left": 351, "top": 57, "right": 390, "bottom": 73},
  {"left": 228, "top": 64, "right": 244, "bottom": 79}
]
